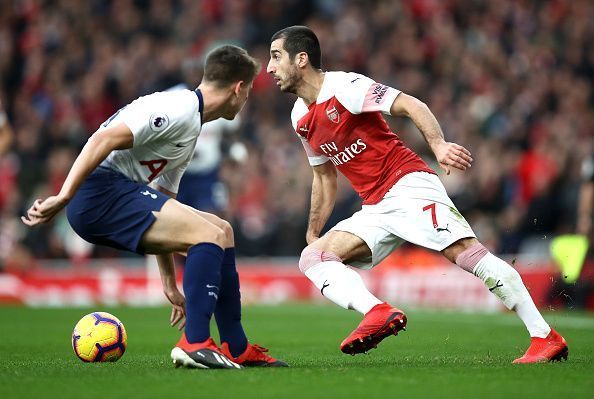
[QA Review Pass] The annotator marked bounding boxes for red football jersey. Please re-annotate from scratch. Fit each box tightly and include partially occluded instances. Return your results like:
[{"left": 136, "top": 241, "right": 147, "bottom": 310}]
[{"left": 291, "top": 72, "right": 435, "bottom": 205}]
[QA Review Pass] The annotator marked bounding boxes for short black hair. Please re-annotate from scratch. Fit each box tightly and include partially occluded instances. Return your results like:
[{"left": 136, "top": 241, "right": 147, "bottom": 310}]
[
  {"left": 203, "top": 45, "right": 261, "bottom": 87},
  {"left": 271, "top": 26, "right": 322, "bottom": 69}
]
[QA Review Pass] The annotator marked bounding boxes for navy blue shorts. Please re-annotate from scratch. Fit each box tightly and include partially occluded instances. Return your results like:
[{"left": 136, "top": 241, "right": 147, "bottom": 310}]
[{"left": 66, "top": 167, "right": 170, "bottom": 254}]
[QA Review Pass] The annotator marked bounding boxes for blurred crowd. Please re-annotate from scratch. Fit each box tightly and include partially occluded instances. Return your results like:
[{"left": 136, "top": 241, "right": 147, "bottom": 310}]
[{"left": 0, "top": 0, "right": 592, "bottom": 269}]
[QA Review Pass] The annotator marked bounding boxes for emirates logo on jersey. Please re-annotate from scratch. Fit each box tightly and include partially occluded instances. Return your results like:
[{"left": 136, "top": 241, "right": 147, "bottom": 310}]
[
  {"left": 326, "top": 106, "right": 340, "bottom": 124},
  {"left": 320, "top": 139, "right": 368, "bottom": 166}
]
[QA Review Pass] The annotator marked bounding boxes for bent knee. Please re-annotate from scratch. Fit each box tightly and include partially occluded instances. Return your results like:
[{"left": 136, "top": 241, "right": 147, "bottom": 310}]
[
  {"left": 220, "top": 219, "right": 234, "bottom": 241},
  {"left": 211, "top": 227, "right": 227, "bottom": 247},
  {"left": 184, "top": 224, "right": 226, "bottom": 249},
  {"left": 298, "top": 246, "right": 342, "bottom": 274},
  {"left": 443, "top": 237, "right": 480, "bottom": 264}
]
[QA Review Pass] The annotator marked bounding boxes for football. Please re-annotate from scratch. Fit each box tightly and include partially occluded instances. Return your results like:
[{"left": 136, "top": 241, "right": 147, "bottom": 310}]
[{"left": 72, "top": 312, "right": 127, "bottom": 362}]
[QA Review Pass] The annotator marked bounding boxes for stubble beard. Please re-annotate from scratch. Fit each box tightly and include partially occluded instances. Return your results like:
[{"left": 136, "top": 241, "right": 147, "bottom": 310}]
[{"left": 280, "top": 68, "right": 300, "bottom": 94}]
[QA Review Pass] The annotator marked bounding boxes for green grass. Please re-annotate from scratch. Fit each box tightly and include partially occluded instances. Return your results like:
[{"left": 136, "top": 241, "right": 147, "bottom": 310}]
[{"left": 0, "top": 304, "right": 592, "bottom": 399}]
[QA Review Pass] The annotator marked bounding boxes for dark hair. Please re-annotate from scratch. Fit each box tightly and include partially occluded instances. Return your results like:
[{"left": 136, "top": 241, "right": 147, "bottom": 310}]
[
  {"left": 203, "top": 45, "right": 261, "bottom": 87},
  {"left": 271, "top": 26, "right": 322, "bottom": 69}
]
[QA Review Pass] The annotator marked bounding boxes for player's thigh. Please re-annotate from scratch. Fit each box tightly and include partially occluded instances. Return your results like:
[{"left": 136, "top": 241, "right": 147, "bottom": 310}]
[
  {"left": 386, "top": 173, "right": 476, "bottom": 252},
  {"left": 309, "top": 230, "right": 371, "bottom": 264},
  {"left": 140, "top": 199, "right": 225, "bottom": 254}
]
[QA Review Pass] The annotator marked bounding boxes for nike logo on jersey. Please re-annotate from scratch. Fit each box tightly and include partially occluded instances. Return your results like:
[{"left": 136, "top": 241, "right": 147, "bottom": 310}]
[
  {"left": 350, "top": 77, "right": 361, "bottom": 83},
  {"left": 299, "top": 125, "right": 309, "bottom": 133},
  {"left": 206, "top": 284, "right": 219, "bottom": 289},
  {"left": 140, "top": 190, "right": 157, "bottom": 199},
  {"left": 321, "top": 280, "right": 330, "bottom": 296}
]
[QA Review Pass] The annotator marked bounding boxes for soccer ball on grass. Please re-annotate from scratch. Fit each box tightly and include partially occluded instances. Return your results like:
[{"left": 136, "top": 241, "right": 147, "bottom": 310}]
[{"left": 72, "top": 312, "right": 127, "bottom": 362}]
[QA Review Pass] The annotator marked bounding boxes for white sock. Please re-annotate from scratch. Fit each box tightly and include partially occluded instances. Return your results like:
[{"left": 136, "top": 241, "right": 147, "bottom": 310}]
[
  {"left": 473, "top": 253, "right": 551, "bottom": 338},
  {"left": 304, "top": 260, "right": 382, "bottom": 314}
]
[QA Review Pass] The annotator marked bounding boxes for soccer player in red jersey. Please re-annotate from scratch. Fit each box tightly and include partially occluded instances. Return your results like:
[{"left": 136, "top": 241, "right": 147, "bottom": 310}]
[{"left": 268, "top": 26, "right": 567, "bottom": 364}]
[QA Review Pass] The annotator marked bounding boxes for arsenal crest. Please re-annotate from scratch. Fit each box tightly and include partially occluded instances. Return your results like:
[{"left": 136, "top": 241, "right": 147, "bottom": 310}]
[{"left": 326, "top": 106, "right": 340, "bottom": 123}]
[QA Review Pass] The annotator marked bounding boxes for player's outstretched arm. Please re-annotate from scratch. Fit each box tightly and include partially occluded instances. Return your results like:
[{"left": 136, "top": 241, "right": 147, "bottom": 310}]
[
  {"left": 390, "top": 93, "right": 473, "bottom": 175},
  {"left": 21, "top": 123, "right": 134, "bottom": 227},
  {"left": 149, "top": 183, "right": 186, "bottom": 329},
  {"left": 156, "top": 250, "right": 186, "bottom": 330},
  {"left": 306, "top": 161, "right": 337, "bottom": 244}
]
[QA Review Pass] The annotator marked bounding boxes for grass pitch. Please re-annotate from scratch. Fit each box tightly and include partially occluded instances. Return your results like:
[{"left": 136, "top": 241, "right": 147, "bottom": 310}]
[{"left": 0, "top": 304, "right": 592, "bottom": 399}]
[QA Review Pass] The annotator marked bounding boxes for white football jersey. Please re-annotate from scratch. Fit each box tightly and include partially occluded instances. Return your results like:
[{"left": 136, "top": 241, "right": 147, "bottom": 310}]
[
  {"left": 165, "top": 83, "right": 240, "bottom": 174},
  {"left": 99, "top": 89, "right": 203, "bottom": 193}
]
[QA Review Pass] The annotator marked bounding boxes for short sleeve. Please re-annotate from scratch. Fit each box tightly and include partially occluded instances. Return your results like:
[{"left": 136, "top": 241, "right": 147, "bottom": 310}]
[
  {"left": 299, "top": 136, "right": 329, "bottom": 166},
  {"left": 290, "top": 99, "right": 328, "bottom": 166},
  {"left": 120, "top": 93, "right": 193, "bottom": 148},
  {"left": 336, "top": 73, "right": 400, "bottom": 115}
]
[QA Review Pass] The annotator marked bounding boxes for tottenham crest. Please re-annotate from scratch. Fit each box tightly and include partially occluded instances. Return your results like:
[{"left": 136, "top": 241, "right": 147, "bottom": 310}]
[
  {"left": 149, "top": 113, "right": 169, "bottom": 132},
  {"left": 326, "top": 106, "right": 340, "bottom": 123}
]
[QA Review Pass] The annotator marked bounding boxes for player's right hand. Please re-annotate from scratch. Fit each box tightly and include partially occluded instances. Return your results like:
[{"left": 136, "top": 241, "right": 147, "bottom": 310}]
[
  {"left": 165, "top": 287, "right": 186, "bottom": 330},
  {"left": 21, "top": 196, "right": 69, "bottom": 226},
  {"left": 433, "top": 141, "right": 473, "bottom": 175}
]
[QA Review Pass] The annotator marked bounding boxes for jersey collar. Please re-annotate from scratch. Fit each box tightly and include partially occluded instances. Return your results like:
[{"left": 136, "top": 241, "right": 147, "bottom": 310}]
[{"left": 194, "top": 88, "right": 204, "bottom": 124}]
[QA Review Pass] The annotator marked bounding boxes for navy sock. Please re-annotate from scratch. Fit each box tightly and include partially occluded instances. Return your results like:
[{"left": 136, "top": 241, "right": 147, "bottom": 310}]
[
  {"left": 214, "top": 248, "right": 248, "bottom": 357},
  {"left": 183, "top": 243, "right": 224, "bottom": 344}
]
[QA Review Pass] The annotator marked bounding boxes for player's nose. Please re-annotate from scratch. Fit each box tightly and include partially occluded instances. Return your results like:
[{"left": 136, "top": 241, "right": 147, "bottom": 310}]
[{"left": 266, "top": 61, "right": 275, "bottom": 74}]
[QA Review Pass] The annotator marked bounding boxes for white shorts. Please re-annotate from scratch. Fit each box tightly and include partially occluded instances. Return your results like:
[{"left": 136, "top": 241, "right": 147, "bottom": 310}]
[{"left": 330, "top": 172, "right": 476, "bottom": 269}]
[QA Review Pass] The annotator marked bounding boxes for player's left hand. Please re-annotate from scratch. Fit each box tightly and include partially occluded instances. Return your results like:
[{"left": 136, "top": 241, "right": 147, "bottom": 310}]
[
  {"left": 434, "top": 141, "right": 473, "bottom": 175},
  {"left": 165, "top": 287, "right": 186, "bottom": 330},
  {"left": 21, "top": 196, "right": 69, "bottom": 226}
]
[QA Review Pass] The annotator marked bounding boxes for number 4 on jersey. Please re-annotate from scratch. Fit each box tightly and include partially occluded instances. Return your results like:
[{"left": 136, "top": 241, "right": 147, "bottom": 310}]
[{"left": 140, "top": 159, "right": 168, "bottom": 181}]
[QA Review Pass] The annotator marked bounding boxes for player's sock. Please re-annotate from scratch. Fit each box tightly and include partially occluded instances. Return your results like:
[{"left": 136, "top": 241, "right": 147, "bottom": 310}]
[
  {"left": 458, "top": 244, "right": 550, "bottom": 338},
  {"left": 304, "top": 260, "right": 382, "bottom": 314},
  {"left": 183, "top": 242, "right": 224, "bottom": 343},
  {"left": 214, "top": 247, "right": 248, "bottom": 358}
]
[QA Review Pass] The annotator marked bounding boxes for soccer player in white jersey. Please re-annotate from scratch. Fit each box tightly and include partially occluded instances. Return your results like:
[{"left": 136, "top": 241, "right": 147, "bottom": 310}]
[
  {"left": 21, "top": 45, "right": 287, "bottom": 369},
  {"left": 268, "top": 26, "right": 568, "bottom": 364}
]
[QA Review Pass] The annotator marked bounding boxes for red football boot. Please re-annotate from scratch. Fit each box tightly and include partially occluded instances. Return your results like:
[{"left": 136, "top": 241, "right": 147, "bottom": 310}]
[
  {"left": 171, "top": 333, "right": 242, "bottom": 369},
  {"left": 513, "top": 328, "right": 568, "bottom": 364},
  {"left": 340, "top": 302, "right": 407, "bottom": 355},
  {"left": 221, "top": 342, "right": 289, "bottom": 367}
]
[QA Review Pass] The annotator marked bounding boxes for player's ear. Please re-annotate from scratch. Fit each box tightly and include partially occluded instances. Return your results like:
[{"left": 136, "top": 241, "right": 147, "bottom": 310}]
[
  {"left": 233, "top": 81, "right": 244, "bottom": 96},
  {"left": 296, "top": 52, "right": 308, "bottom": 68}
]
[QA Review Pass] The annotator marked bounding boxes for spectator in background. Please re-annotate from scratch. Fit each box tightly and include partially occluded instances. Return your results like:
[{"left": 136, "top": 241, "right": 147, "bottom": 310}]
[
  {"left": 0, "top": 99, "right": 12, "bottom": 156},
  {"left": 577, "top": 154, "right": 594, "bottom": 240},
  {"left": 0, "top": 0, "right": 592, "bottom": 260},
  {"left": 0, "top": 97, "right": 18, "bottom": 272},
  {"left": 547, "top": 152, "right": 594, "bottom": 310}
]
